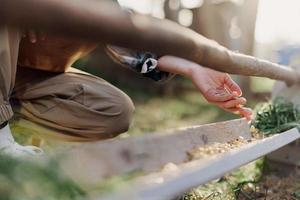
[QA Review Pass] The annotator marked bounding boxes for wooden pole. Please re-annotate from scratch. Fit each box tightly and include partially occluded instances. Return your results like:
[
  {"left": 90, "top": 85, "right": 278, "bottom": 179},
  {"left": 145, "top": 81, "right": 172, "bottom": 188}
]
[{"left": 1, "top": 0, "right": 300, "bottom": 85}]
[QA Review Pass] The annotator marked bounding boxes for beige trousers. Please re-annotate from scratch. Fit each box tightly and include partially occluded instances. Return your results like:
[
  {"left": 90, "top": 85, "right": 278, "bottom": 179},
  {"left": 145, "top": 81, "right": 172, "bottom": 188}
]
[
  {"left": 0, "top": 26, "right": 134, "bottom": 141},
  {"left": 0, "top": 26, "right": 20, "bottom": 123}
]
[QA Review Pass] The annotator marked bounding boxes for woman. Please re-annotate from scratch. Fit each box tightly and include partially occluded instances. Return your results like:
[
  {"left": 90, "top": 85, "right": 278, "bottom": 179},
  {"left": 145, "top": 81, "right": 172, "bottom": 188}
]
[{"left": 0, "top": 0, "right": 252, "bottom": 158}]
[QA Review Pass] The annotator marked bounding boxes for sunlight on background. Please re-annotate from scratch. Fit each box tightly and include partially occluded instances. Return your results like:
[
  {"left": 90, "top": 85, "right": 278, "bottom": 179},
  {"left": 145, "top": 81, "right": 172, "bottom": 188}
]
[
  {"left": 117, "top": 0, "right": 153, "bottom": 14},
  {"left": 117, "top": 0, "right": 300, "bottom": 44},
  {"left": 256, "top": 0, "right": 300, "bottom": 44},
  {"left": 254, "top": 0, "right": 300, "bottom": 93},
  {"left": 180, "top": 0, "right": 203, "bottom": 9},
  {"left": 117, "top": 0, "right": 203, "bottom": 12},
  {"left": 117, "top": 0, "right": 203, "bottom": 22},
  {"left": 117, "top": 0, "right": 165, "bottom": 18},
  {"left": 178, "top": 9, "right": 193, "bottom": 26}
]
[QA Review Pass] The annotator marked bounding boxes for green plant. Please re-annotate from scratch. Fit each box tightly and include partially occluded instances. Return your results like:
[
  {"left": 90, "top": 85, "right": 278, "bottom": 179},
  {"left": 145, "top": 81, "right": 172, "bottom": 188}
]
[{"left": 252, "top": 97, "right": 300, "bottom": 136}]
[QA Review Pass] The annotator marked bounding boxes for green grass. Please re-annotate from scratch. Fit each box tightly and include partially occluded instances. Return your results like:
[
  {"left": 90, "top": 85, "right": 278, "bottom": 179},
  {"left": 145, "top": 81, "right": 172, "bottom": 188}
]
[
  {"left": 0, "top": 154, "right": 85, "bottom": 200},
  {"left": 128, "top": 91, "right": 238, "bottom": 135},
  {"left": 253, "top": 97, "right": 300, "bottom": 135},
  {"left": 179, "top": 159, "right": 265, "bottom": 200}
]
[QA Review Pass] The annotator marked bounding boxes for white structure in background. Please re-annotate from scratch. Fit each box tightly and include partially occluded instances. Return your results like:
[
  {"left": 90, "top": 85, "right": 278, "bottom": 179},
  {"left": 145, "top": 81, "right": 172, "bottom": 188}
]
[
  {"left": 254, "top": 0, "right": 300, "bottom": 93},
  {"left": 256, "top": 0, "right": 300, "bottom": 44}
]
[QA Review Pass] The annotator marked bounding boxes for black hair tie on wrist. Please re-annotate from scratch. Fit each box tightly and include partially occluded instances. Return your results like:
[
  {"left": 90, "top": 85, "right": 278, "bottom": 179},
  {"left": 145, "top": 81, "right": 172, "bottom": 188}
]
[{"left": 0, "top": 121, "right": 8, "bottom": 129}]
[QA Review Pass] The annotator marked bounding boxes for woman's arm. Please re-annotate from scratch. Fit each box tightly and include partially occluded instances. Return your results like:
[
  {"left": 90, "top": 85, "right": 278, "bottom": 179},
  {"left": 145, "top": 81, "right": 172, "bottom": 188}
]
[
  {"left": 2, "top": 0, "right": 297, "bottom": 85},
  {"left": 158, "top": 56, "right": 252, "bottom": 120}
]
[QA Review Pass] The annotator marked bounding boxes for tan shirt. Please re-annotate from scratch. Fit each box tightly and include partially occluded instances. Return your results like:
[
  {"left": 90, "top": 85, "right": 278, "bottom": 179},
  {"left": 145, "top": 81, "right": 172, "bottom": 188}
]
[{"left": 17, "top": 35, "right": 97, "bottom": 72}]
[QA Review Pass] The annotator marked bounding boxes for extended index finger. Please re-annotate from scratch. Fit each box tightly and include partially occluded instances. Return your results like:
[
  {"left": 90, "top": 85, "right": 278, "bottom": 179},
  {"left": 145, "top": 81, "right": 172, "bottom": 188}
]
[{"left": 224, "top": 75, "right": 242, "bottom": 96}]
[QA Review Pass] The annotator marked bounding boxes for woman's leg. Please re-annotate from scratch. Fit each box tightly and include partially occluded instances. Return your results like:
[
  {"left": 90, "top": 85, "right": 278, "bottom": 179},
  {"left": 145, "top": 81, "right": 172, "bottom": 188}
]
[
  {"left": 0, "top": 26, "right": 20, "bottom": 123},
  {"left": 0, "top": 27, "right": 43, "bottom": 157},
  {"left": 12, "top": 67, "right": 135, "bottom": 141}
]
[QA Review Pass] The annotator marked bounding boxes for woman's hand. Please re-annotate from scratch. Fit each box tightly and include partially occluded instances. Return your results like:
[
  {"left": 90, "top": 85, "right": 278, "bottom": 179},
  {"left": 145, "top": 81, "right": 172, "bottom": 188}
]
[
  {"left": 158, "top": 55, "right": 252, "bottom": 120},
  {"left": 190, "top": 66, "right": 252, "bottom": 120}
]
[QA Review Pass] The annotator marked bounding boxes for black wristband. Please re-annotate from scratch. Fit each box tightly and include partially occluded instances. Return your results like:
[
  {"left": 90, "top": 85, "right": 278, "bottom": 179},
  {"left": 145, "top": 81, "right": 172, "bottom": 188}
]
[
  {"left": 0, "top": 121, "right": 8, "bottom": 129},
  {"left": 106, "top": 45, "right": 175, "bottom": 82}
]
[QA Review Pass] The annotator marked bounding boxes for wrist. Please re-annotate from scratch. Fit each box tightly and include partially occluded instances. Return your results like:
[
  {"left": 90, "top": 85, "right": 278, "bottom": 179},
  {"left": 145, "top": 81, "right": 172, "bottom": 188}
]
[
  {"left": 188, "top": 63, "right": 205, "bottom": 78},
  {"left": 157, "top": 55, "right": 203, "bottom": 77}
]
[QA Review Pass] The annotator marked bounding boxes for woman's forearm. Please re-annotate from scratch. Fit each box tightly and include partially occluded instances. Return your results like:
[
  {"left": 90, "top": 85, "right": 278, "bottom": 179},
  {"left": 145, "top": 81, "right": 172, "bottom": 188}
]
[
  {"left": 1, "top": 0, "right": 299, "bottom": 84},
  {"left": 157, "top": 56, "right": 199, "bottom": 78}
]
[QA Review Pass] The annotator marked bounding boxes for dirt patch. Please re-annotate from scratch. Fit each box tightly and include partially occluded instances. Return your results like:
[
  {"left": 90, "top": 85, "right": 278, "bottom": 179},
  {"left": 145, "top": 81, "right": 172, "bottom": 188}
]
[{"left": 235, "top": 174, "right": 300, "bottom": 200}]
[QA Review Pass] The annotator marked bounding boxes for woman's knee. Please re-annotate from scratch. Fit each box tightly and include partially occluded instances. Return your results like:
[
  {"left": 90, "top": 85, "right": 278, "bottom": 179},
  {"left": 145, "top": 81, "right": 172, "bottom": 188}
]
[{"left": 103, "top": 92, "right": 135, "bottom": 136}]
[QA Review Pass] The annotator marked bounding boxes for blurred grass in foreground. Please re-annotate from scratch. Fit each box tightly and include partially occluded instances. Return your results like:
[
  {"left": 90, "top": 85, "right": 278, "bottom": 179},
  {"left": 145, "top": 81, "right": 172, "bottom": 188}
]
[
  {"left": 180, "top": 159, "right": 265, "bottom": 200},
  {"left": 0, "top": 154, "right": 85, "bottom": 200}
]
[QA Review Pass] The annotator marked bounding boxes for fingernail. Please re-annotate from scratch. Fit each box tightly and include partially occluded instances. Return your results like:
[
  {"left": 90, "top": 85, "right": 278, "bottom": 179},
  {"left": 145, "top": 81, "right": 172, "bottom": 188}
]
[
  {"left": 232, "top": 91, "right": 239, "bottom": 96},
  {"left": 240, "top": 98, "right": 247, "bottom": 104}
]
